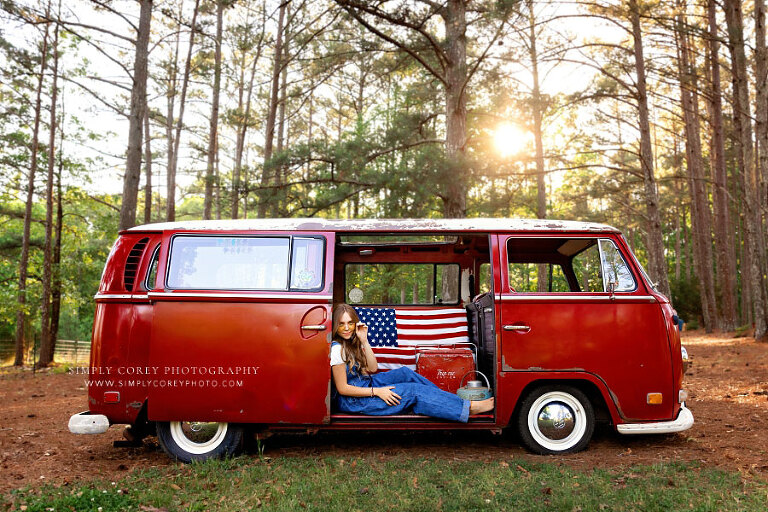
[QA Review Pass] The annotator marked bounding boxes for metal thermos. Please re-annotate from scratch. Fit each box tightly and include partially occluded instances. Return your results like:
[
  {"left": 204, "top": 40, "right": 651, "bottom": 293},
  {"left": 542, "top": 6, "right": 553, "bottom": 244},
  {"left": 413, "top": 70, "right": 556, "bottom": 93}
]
[{"left": 457, "top": 371, "right": 492, "bottom": 401}]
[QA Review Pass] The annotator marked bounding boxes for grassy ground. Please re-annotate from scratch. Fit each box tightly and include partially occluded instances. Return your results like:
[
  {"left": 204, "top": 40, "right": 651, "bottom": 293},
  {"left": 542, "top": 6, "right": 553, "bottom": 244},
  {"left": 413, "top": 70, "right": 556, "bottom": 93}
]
[{"left": 6, "top": 456, "right": 767, "bottom": 512}]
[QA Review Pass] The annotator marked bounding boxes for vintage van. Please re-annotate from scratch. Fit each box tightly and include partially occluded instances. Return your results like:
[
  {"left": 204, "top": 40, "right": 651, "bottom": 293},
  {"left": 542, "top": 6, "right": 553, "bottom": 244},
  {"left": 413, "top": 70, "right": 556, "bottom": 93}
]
[{"left": 69, "top": 218, "right": 693, "bottom": 462}]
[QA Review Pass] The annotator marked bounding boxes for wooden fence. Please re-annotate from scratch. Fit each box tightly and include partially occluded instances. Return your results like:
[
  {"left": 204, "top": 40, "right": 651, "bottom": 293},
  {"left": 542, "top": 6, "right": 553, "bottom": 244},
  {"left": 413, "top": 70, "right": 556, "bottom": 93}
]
[{"left": 0, "top": 339, "right": 91, "bottom": 367}]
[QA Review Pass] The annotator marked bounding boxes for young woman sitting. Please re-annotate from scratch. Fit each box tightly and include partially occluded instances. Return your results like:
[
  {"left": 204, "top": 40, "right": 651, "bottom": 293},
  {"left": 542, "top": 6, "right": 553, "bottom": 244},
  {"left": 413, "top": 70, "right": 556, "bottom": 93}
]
[{"left": 330, "top": 303, "right": 494, "bottom": 421}]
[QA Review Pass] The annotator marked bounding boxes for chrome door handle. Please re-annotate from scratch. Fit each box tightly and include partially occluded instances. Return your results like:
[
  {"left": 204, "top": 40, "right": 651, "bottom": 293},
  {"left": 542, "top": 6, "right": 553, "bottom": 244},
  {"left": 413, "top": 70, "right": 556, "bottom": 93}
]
[
  {"left": 301, "top": 325, "right": 327, "bottom": 331},
  {"left": 503, "top": 324, "right": 531, "bottom": 333}
]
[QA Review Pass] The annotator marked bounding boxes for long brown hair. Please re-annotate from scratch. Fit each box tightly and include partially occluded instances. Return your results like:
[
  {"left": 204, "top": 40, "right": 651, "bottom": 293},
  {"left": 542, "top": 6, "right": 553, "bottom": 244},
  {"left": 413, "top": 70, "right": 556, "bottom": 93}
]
[{"left": 332, "top": 303, "right": 368, "bottom": 373}]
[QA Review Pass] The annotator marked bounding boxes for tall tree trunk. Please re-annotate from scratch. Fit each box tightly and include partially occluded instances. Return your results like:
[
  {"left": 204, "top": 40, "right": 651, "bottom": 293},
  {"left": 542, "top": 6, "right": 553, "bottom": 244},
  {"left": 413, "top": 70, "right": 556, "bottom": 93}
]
[
  {"left": 258, "top": 0, "right": 287, "bottom": 218},
  {"left": 14, "top": 10, "right": 51, "bottom": 366},
  {"left": 441, "top": 0, "right": 468, "bottom": 219},
  {"left": 708, "top": 0, "right": 738, "bottom": 330},
  {"left": 119, "top": 0, "right": 152, "bottom": 231},
  {"left": 168, "top": 0, "right": 201, "bottom": 221},
  {"left": 50, "top": 111, "right": 64, "bottom": 349},
  {"left": 674, "top": 176, "right": 682, "bottom": 281},
  {"left": 203, "top": 0, "right": 224, "bottom": 220},
  {"left": 271, "top": 16, "right": 290, "bottom": 218},
  {"left": 755, "top": 0, "right": 768, "bottom": 339},
  {"left": 143, "top": 108, "right": 152, "bottom": 224},
  {"left": 232, "top": 23, "right": 263, "bottom": 219},
  {"left": 630, "top": 0, "right": 671, "bottom": 299},
  {"left": 527, "top": 0, "right": 548, "bottom": 292},
  {"left": 164, "top": 2, "right": 181, "bottom": 222},
  {"left": 676, "top": 8, "right": 717, "bottom": 331},
  {"left": 724, "top": 0, "right": 766, "bottom": 339},
  {"left": 39, "top": 11, "right": 60, "bottom": 367}
]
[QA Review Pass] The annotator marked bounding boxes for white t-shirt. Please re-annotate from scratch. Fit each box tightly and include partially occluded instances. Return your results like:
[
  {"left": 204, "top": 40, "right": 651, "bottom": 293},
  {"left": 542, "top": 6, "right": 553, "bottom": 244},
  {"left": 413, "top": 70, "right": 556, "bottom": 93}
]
[{"left": 330, "top": 343, "right": 346, "bottom": 366}]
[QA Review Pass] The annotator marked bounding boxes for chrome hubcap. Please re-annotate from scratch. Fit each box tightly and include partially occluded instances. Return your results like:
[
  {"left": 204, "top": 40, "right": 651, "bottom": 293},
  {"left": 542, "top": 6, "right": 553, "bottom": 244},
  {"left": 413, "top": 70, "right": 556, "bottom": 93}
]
[
  {"left": 536, "top": 402, "right": 575, "bottom": 440},
  {"left": 182, "top": 422, "right": 221, "bottom": 443}
]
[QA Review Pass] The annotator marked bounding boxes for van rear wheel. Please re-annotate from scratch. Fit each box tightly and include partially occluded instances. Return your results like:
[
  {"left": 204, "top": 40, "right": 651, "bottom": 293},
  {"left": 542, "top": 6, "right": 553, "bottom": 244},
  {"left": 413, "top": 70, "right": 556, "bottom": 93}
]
[
  {"left": 156, "top": 421, "right": 244, "bottom": 463},
  {"left": 518, "top": 385, "right": 594, "bottom": 455}
]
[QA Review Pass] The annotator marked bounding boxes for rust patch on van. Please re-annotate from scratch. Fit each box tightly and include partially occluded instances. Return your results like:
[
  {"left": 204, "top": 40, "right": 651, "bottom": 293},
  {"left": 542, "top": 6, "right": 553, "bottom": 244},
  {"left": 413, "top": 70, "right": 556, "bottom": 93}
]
[
  {"left": 501, "top": 355, "right": 587, "bottom": 372},
  {"left": 127, "top": 401, "right": 142, "bottom": 409}
]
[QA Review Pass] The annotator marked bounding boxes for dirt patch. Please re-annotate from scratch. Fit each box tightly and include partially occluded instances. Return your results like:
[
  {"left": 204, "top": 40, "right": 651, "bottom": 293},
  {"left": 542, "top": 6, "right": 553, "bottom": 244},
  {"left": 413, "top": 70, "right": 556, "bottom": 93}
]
[{"left": 1, "top": 331, "right": 767, "bottom": 496}]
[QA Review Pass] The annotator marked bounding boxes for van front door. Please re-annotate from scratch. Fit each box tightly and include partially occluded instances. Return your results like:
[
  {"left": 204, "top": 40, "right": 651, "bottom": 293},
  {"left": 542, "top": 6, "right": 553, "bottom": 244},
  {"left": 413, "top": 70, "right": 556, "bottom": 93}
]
[
  {"left": 147, "top": 232, "right": 333, "bottom": 425},
  {"left": 498, "top": 235, "right": 673, "bottom": 422}
]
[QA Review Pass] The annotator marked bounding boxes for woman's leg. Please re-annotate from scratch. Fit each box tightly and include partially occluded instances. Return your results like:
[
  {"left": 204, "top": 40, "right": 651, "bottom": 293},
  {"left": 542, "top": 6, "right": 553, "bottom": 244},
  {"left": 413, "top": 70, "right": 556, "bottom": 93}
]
[
  {"left": 369, "top": 366, "right": 439, "bottom": 389},
  {"left": 342, "top": 382, "right": 470, "bottom": 422},
  {"left": 401, "top": 383, "right": 470, "bottom": 422}
]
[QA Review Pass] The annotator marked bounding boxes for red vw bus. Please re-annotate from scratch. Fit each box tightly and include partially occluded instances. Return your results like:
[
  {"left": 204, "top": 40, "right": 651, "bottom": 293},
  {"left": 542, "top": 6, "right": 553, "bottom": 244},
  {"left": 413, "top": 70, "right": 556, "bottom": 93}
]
[{"left": 69, "top": 218, "right": 693, "bottom": 462}]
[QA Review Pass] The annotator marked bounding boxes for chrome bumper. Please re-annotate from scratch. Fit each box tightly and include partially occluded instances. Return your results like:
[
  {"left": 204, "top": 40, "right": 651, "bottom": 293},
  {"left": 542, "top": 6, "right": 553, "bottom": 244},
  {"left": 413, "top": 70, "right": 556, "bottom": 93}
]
[
  {"left": 68, "top": 411, "right": 110, "bottom": 434},
  {"left": 617, "top": 403, "right": 694, "bottom": 435}
]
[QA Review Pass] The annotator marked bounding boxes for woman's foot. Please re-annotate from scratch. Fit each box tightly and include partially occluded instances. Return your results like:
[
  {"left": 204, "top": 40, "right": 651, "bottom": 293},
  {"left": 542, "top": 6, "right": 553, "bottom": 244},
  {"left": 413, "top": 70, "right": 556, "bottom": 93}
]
[{"left": 469, "top": 397, "right": 494, "bottom": 414}]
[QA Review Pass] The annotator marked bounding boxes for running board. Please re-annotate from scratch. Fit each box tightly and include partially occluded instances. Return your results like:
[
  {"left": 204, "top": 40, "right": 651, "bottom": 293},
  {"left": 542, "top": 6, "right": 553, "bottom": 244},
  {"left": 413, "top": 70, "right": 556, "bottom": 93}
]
[{"left": 330, "top": 413, "right": 494, "bottom": 422}]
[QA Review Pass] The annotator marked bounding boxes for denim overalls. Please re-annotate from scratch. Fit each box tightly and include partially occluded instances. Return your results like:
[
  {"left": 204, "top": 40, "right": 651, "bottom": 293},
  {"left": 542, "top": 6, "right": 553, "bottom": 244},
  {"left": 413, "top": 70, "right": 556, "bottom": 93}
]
[{"left": 332, "top": 342, "right": 470, "bottom": 422}]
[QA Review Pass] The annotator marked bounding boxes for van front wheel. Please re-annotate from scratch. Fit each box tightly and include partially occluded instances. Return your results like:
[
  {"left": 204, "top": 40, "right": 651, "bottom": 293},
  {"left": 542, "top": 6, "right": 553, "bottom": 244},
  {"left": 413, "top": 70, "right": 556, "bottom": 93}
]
[
  {"left": 518, "top": 386, "right": 594, "bottom": 455},
  {"left": 156, "top": 421, "right": 244, "bottom": 463}
]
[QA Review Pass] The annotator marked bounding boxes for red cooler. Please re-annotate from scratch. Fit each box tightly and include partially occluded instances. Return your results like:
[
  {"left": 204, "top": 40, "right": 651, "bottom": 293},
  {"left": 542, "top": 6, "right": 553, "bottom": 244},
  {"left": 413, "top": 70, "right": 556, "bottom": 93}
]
[{"left": 416, "top": 347, "right": 475, "bottom": 393}]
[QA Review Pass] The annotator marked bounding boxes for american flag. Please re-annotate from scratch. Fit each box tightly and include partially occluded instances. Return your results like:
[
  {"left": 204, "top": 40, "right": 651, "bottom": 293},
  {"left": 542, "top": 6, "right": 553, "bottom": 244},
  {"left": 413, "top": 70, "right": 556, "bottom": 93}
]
[{"left": 354, "top": 307, "right": 469, "bottom": 370}]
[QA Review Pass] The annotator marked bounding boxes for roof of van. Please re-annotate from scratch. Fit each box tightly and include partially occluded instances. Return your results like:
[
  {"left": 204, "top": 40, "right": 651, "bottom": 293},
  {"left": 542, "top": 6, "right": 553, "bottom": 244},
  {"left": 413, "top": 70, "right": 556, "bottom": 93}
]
[{"left": 126, "top": 218, "right": 620, "bottom": 233}]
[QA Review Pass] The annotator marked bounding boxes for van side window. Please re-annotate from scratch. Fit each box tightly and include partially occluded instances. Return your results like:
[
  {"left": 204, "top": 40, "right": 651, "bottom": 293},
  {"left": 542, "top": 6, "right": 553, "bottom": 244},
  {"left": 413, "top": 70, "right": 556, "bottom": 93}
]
[
  {"left": 507, "top": 237, "right": 635, "bottom": 293},
  {"left": 290, "top": 237, "right": 324, "bottom": 290},
  {"left": 345, "top": 263, "right": 460, "bottom": 305},
  {"left": 167, "top": 236, "right": 291, "bottom": 290},
  {"left": 571, "top": 243, "right": 603, "bottom": 292},
  {"left": 599, "top": 239, "right": 636, "bottom": 291},
  {"left": 144, "top": 244, "right": 160, "bottom": 290}
]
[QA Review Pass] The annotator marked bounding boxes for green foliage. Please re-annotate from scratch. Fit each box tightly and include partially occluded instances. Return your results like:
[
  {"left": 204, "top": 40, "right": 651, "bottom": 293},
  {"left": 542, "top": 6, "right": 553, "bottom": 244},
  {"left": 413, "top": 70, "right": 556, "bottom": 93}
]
[
  {"left": 0, "top": 189, "right": 118, "bottom": 343},
  {"left": 9, "top": 456, "right": 768, "bottom": 512},
  {"left": 670, "top": 276, "right": 703, "bottom": 327}
]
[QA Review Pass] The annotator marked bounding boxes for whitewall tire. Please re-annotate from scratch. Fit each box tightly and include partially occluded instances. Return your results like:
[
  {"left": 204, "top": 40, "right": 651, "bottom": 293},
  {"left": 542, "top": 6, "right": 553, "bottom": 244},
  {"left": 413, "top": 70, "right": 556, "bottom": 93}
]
[
  {"left": 156, "top": 421, "right": 244, "bottom": 463},
  {"left": 518, "top": 385, "right": 595, "bottom": 455}
]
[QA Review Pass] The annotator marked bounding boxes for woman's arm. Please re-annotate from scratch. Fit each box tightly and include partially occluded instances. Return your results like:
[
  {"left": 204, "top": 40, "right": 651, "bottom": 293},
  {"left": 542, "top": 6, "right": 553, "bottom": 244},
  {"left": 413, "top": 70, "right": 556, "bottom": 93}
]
[
  {"left": 331, "top": 364, "right": 399, "bottom": 404},
  {"left": 360, "top": 341, "right": 378, "bottom": 373},
  {"left": 332, "top": 364, "right": 375, "bottom": 397},
  {"left": 356, "top": 323, "right": 378, "bottom": 373}
]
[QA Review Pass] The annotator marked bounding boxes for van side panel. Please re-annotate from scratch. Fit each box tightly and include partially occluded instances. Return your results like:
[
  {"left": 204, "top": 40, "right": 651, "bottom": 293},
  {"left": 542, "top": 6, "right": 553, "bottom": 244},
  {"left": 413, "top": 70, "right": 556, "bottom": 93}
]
[
  {"left": 146, "top": 229, "right": 333, "bottom": 425},
  {"left": 498, "top": 234, "right": 674, "bottom": 422},
  {"left": 147, "top": 299, "right": 329, "bottom": 423}
]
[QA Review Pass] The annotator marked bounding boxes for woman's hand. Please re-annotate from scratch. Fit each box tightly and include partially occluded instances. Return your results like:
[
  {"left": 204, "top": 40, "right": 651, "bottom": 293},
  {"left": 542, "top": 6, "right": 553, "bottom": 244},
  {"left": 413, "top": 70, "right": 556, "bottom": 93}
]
[
  {"left": 373, "top": 386, "right": 401, "bottom": 406},
  {"left": 356, "top": 322, "right": 369, "bottom": 342}
]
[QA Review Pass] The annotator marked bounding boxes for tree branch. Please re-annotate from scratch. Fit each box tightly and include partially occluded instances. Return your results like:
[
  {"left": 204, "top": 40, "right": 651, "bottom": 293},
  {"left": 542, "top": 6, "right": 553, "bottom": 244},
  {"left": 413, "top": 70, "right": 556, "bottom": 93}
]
[{"left": 335, "top": 1, "right": 448, "bottom": 84}]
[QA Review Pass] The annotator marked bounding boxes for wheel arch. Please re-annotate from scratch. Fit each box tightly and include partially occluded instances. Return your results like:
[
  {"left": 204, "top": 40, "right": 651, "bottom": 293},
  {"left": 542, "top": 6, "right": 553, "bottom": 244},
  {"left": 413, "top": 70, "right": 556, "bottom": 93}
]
[{"left": 510, "top": 376, "right": 619, "bottom": 428}]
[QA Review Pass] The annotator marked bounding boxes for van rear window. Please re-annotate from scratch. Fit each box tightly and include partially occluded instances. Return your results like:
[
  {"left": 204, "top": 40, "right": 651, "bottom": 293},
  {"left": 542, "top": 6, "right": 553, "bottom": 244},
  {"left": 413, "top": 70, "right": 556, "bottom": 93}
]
[{"left": 166, "top": 236, "right": 325, "bottom": 291}]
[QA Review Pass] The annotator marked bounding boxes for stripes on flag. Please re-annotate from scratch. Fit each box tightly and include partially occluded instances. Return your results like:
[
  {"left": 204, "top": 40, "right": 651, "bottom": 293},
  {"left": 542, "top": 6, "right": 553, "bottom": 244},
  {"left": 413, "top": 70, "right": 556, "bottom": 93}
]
[
  {"left": 354, "top": 307, "right": 470, "bottom": 371},
  {"left": 395, "top": 308, "right": 469, "bottom": 345}
]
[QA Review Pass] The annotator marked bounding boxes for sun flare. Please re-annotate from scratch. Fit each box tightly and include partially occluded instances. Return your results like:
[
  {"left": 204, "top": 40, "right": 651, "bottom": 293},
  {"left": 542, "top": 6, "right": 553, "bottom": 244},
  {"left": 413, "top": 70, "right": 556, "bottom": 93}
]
[{"left": 493, "top": 123, "right": 530, "bottom": 157}]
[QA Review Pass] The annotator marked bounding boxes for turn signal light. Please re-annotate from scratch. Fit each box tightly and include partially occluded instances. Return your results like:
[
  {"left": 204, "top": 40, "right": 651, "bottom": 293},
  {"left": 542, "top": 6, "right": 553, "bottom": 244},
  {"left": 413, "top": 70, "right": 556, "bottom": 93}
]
[{"left": 647, "top": 393, "right": 663, "bottom": 405}]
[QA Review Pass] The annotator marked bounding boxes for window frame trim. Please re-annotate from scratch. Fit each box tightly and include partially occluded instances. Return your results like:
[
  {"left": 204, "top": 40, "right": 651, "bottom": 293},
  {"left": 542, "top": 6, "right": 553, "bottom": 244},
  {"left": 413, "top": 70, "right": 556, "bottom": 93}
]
[
  {"left": 504, "top": 236, "right": 639, "bottom": 295},
  {"left": 143, "top": 243, "right": 161, "bottom": 291},
  {"left": 597, "top": 238, "right": 638, "bottom": 293},
  {"left": 164, "top": 233, "right": 326, "bottom": 292}
]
